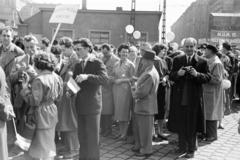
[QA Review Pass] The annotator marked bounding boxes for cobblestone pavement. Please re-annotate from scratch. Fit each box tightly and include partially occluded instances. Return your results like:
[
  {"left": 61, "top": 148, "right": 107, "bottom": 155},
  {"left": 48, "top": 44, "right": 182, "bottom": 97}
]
[{"left": 11, "top": 105, "right": 240, "bottom": 160}]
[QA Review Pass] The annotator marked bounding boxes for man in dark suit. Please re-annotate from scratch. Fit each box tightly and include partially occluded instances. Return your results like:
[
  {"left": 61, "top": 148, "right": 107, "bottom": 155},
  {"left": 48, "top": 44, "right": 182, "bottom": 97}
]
[
  {"left": 72, "top": 38, "right": 108, "bottom": 160},
  {"left": 168, "top": 37, "right": 211, "bottom": 158}
]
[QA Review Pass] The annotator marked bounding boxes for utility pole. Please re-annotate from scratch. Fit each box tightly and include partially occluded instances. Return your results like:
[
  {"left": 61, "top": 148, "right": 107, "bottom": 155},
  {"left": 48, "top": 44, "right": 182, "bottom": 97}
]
[
  {"left": 128, "top": 0, "right": 136, "bottom": 43},
  {"left": 161, "top": 0, "right": 166, "bottom": 44},
  {"left": 130, "top": 0, "right": 136, "bottom": 27}
]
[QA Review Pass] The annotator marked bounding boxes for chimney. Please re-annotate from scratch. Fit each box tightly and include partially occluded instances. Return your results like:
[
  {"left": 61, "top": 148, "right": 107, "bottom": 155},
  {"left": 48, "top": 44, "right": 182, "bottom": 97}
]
[
  {"left": 82, "top": 0, "right": 87, "bottom": 10},
  {"left": 116, "top": 7, "right": 123, "bottom": 11}
]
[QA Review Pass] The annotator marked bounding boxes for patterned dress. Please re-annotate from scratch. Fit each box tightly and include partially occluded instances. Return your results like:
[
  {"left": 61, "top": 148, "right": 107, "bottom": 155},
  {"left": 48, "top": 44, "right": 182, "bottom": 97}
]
[
  {"left": 113, "top": 59, "right": 135, "bottom": 121},
  {"left": 21, "top": 71, "right": 63, "bottom": 159}
]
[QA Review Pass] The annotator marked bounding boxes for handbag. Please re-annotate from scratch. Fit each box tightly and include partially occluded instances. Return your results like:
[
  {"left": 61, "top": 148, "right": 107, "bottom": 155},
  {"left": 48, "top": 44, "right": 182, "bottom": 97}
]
[
  {"left": 13, "top": 105, "right": 36, "bottom": 151},
  {"left": 222, "top": 79, "right": 231, "bottom": 89}
]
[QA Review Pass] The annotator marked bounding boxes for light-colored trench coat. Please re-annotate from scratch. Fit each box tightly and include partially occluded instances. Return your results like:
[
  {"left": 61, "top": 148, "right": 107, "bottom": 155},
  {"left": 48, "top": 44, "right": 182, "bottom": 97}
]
[
  {"left": 203, "top": 55, "right": 224, "bottom": 120},
  {"left": 101, "top": 54, "right": 119, "bottom": 115}
]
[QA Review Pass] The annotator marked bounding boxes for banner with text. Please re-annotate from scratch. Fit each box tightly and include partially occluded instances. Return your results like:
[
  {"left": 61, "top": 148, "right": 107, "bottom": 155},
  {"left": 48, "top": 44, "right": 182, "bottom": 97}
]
[
  {"left": 49, "top": 4, "right": 79, "bottom": 24},
  {"left": 210, "top": 30, "right": 240, "bottom": 44}
]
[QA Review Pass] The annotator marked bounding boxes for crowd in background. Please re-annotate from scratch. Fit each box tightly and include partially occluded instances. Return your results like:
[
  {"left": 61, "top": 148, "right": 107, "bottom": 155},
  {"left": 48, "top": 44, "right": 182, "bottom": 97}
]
[{"left": 0, "top": 26, "right": 240, "bottom": 160}]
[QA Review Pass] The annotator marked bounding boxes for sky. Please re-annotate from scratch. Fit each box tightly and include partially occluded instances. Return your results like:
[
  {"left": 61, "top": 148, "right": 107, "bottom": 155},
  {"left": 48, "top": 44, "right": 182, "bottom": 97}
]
[{"left": 30, "top": 0, "right": 196, "bottom": 31}]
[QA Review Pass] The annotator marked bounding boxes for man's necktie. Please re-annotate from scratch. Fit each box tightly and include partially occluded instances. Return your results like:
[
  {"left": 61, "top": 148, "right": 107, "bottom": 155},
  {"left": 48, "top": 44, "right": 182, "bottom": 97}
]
[
  {"left": 81, "top": 60, "right": 85, "bottom": 71},
  {"left": 187, "top": 56, "right": 191, "bottom": 65},
  {"left": 29, "top": 55, "right": 33, "bottom": 65}
]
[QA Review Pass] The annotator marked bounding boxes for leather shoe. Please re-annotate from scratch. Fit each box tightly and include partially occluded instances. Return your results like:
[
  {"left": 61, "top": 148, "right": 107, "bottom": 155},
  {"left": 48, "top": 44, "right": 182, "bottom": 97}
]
[
  {"left": 206, "top": 137, "right": 217, "bottom": 142},
  {"left": 218, "top": 125, "right": 224, "bottom": 129},
  {"left": 131, "top": 147, "right": 140, "bottom": 153},
  {"left": 157, "top": 134, "right": 168, "bottom": 140},
  {"left": 173, "top": 148, "right": 186, "bottom": 154},
  {"left": 135, "top": 152, "right": 152, "bottom": 157},
  {"left": 185, "top": 152, "right": 194, "bottom": 158}
]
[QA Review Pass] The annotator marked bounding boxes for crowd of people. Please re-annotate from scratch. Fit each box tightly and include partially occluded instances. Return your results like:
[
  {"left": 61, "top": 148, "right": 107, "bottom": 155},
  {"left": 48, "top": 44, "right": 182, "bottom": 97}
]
[{"left": 0, "top": 26, "right": 240, "bottom": 160}]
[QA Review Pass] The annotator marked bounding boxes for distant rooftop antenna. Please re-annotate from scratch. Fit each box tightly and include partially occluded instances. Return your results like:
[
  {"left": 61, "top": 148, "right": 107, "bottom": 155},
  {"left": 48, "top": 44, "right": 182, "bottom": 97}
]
[
  {"left": 161, "top": 0, "right": 166, "bottom": 44},
  {"left": 130, "top": 0, "right": 136, "bottom": 27},
  {"left": 127, "top": 0, "right": 136, "bottom": 43}
]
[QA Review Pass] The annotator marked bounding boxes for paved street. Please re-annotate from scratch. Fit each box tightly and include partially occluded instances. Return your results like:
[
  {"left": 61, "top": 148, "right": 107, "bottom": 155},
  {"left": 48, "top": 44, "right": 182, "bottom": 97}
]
[{"left": 11, "top": 104, "right": 240, "bottom": 160}]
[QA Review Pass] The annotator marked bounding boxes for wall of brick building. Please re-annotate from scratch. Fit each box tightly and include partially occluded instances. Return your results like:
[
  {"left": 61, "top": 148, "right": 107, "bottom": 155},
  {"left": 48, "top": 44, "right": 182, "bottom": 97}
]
[{"left": 18, "top": 8, "right": 161, "bottom": 46}]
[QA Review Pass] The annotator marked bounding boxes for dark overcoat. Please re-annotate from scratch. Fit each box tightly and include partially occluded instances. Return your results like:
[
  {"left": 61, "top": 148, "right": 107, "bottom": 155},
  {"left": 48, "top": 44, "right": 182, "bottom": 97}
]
[
  {"left": 167, "top": 54, "right": 210, "bottom": 134},
  {"left": 73, "top": 56, "right": 108, "bottom": 115}
]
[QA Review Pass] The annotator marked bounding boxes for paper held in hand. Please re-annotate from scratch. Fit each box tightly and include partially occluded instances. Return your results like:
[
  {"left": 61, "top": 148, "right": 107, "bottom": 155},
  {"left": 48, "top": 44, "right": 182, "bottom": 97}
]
[{"left": 67, "top": 77, "right": 81, "bottom": 94}]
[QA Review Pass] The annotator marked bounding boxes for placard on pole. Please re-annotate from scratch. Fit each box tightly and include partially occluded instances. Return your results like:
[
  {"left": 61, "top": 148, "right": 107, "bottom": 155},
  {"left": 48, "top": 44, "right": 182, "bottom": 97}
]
[{"left": 49, "top": 4, "right": 79, "bottom": 48}]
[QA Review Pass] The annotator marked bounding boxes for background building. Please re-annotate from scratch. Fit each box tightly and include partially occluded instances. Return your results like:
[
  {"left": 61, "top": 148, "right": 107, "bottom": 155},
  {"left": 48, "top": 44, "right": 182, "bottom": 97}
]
[
  {"left": 0, "top": 0, "right": 19, "bottom": 27},
  {"left": 17, "top": 1, "right": 161, "bottom": 47},
  {"left": 171, "top": 0, "right": 240, "bottom": 45}
]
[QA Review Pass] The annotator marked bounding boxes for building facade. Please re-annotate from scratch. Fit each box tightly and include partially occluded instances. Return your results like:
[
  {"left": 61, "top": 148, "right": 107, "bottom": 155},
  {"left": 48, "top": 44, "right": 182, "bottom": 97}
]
[
  {"left": 18, "top": 7, "right": 161, "bottom": 47},
  {"left": 171, "top": 0, "right": 240, "bottom": 45},
  {"left": 0, "top": 0, "right": 18, "bottom": 27}
]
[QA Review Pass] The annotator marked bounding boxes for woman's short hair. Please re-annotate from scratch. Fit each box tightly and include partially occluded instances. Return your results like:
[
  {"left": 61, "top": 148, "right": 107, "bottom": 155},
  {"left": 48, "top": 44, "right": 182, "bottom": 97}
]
[
  {"left": 117, "top": 43, "right": 130, "bottom": 54},
  {"left": 34, "top": 52, "right": 55, "bottom": 71},
  {"left": 14, "top": 37, "right": 25, "bottom": 50},
  {"left": 24, "top": 34, "right": 38, "bottom": 44},
  {"left": 51, "top": 45, "right": 62, "bottom": 55},
  {"left": 152, "top": 43, "right": 168, "bottom": 56},
  {"left": 101, "top": 43, "right": 111, "bottom": 51},
  {"left": 59, "top": 37, "right": 72, "bottom": 48},
  {"left": 73, "top": 38, "right": 93, "bottom": 53},
  {"left": 41, "top": 37, "right": 50, "bottom": 47}
]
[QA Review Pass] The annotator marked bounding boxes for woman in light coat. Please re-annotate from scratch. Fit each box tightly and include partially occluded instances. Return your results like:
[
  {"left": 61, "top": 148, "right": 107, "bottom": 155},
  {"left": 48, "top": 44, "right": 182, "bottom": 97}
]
[
  {"left": 112, "top": 44, "right": 135, "bottom": 140},
  {"left": 0, "top": 66, "right": 11, "bottom": 160},
  {"left": 21, "top": 53, "right": 63, "bottom": 160},
  {"left": 203, "top": 45, "right": 225, "bottom": 141}
]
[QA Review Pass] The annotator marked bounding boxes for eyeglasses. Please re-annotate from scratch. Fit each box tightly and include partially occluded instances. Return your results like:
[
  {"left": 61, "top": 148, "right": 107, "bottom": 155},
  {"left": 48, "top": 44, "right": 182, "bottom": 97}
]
[
  {"left": 2, "top": 34, "right": 10, "bottom": 38},
  {"left": 74, "top": 47, "right": 85, "bottom": 51},
  {"left": 185, "top": 46, "right": 194, "bottom": 48}
]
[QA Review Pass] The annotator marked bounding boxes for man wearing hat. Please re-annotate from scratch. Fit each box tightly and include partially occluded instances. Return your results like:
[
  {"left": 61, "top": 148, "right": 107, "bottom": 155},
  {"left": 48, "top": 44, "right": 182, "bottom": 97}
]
[
  {"left": 203, "top": 44, "right": 224, "bottom": 142},
  {"left": 132, "top": 49, "right": 159, "bottom": 157},
  {"left": 168, "top": 37, "right": 210, "bottom": 158}
]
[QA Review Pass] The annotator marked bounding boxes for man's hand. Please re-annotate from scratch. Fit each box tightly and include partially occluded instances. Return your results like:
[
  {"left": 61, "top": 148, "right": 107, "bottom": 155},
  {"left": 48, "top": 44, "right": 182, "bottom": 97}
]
[
  {"left": 177, "top": 67, "right": 186, "bottom": 76},
  {"left": 189, "top": 68, "right": 198, "bottom": 77},
  {"left": 66, "top": 89, "right": 74, "bottom": 98},
  {"left": 75, "top": 74, "right": 89, "bottom": 83}
]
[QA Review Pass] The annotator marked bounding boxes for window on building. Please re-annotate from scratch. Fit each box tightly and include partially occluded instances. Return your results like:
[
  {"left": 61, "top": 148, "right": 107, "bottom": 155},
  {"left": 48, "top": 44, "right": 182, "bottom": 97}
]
[
  {"left": 89, "top": 30, "right": 110, "bottom": 44},
  {"left": 234, "top": 0, "right": 240, "bottom": 11},
  {"left": 53, "top": 29, "right": 74, "bottom": 39}
]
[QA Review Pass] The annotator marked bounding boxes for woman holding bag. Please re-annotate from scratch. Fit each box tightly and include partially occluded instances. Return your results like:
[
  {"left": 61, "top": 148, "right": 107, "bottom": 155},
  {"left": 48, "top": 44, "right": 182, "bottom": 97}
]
[{"left": 20, "top": 53, "right": 63, "bottom": 160}]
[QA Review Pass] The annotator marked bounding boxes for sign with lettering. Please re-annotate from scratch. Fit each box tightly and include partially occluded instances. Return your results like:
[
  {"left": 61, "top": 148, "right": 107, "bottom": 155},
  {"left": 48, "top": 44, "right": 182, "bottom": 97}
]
[
  {"left": 211, "top": 30, "right": 240, "bottom": 39},
  {"left": 210, "top": 30, "right": 240, "bottom": 44},
  {"left": 49, "top": 4, "right": 79, "bottom": 24}
]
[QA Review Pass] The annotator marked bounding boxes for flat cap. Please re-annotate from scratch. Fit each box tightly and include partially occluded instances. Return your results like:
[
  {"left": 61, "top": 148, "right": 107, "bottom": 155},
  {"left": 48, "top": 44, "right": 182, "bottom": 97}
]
[{"left": 206, "top": 44, "right": 218, "bottom": 54}]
